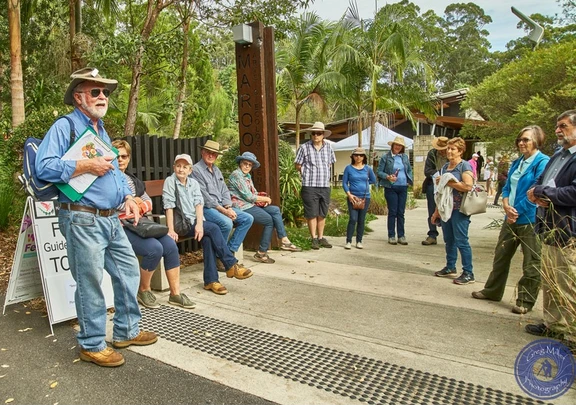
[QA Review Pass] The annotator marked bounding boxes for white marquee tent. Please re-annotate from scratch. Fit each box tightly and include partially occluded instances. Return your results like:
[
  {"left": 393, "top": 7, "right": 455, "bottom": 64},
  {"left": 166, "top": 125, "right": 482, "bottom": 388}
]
[{"left": 331, "top": 122, "right": 413, "bottom": 151}]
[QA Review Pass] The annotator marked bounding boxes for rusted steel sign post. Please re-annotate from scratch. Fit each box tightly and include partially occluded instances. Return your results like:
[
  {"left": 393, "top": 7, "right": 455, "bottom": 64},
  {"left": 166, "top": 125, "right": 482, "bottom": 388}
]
[{"left": 234, "top": 21, "right": 280, "bottom": 250}]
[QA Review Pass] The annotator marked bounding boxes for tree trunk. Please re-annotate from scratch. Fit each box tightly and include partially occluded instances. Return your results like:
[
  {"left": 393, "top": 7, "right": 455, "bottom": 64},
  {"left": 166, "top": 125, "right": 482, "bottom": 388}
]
[
  {"left": 295, "top": 103, "right": 302, "bottom": 151},
  {"left": 69, "top": 0, "right": 78, "bottom": 72},
  {"left": 124, "top": 0, "right": 173, "bottom": 137},
  {"left": 173, "top": 17, "right": 190, "bottom": 139},
  {"left": 8, "top": 0, "right": 25, "bottom": 128},
  {"left": 357, "top": 106, "right": 363, "bottom": 147}
]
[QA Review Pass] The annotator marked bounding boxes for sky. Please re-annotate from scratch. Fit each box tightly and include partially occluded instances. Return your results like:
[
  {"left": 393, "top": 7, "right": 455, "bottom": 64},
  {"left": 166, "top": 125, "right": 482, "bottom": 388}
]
[{"left": 301, "top": 0, "right": 563, "bottom": 51}]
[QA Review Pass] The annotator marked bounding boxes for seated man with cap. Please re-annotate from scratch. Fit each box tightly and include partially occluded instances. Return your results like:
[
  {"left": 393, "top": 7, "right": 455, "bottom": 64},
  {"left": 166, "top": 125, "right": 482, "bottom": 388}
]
[
  {"left": 163, "top": 154, "right": 253, "bottom": 295},
  {"left": 192, "top": 140, "right": 254, "bottom": 258}
]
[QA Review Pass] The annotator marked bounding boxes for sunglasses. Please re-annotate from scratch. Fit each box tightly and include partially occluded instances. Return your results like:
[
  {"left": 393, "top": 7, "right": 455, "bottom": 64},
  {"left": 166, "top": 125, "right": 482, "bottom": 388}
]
[
  {"left": 311, "top": 132, "right": 324, "bottom": 136},
  {"left": 117, "top": 154, "right": 130, "bottom": 160},
  {"left": 80, "top": 88, "right": 111, "bottom": 98},
  {"left": 516, "top": 138, "right": 532, "bottom": 144}
]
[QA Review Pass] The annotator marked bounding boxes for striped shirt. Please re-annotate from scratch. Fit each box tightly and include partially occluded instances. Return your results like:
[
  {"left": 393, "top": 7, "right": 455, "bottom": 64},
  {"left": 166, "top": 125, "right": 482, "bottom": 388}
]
[{"left": 295, "top": 140, "right": 336, "bottom": 187}]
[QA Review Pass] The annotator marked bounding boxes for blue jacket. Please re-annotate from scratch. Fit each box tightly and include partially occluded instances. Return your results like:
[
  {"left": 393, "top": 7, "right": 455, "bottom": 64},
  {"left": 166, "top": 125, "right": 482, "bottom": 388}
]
[
  {"left": 501, "top": 151, "right": 549, "bottom": 225},
  {"left": 533, "top": 147, "right": 576, "bottom": 246},
  {"left": 377, "top": 152, "right": 413, "bottom": 188}
]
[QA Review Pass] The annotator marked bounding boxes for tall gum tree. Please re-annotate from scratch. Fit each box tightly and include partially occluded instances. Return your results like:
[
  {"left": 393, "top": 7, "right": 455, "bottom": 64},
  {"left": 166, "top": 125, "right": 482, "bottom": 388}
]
[{"left": 8, "top": 0, "right": 25, "bottom": 128}]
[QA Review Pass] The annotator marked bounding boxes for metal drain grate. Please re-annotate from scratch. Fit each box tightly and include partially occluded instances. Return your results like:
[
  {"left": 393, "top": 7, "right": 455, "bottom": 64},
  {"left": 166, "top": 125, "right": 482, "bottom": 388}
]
[{"left": 140, "top": 306, "right": 547, "bottom": 405}]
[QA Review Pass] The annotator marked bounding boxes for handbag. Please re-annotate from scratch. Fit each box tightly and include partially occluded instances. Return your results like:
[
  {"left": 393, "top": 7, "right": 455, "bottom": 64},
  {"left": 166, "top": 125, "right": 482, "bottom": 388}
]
[
  {"left": 255, "top": 191, "right": 268, "bottom": 207},
  {"left": 460, "top": 184, "right": 487, "bottom": 216},
  {"left": 121, "top": 217, "right": 168, "bottom": 239},
  {"left": 351, "top": 172, "right": 369, "bottom": 210},
  {"left": 173, "top": 186, "right": 193, "bottom": 237}
]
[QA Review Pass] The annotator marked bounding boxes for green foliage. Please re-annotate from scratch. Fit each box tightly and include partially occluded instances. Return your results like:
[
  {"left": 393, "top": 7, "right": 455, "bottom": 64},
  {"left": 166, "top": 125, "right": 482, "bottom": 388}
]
[
  {"left": 0, "top": 183, "right": 15, "bottom": 230},
  {"left": 462, "top": 40, "right": 576, "bottom": 154},
  {"left": 218, "top": 144, "right": 240, "bottom": 181},
  {"left": 368, "top": 187, "right": 388, "bottom": 215}
]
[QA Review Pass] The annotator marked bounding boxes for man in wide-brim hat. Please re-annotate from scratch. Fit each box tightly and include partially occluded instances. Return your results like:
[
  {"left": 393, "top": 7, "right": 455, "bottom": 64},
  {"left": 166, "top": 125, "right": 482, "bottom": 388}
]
[
  {"left": 192, "top": 140, "right": 255, "bottom": 264},
  {"left": 295, "top": 121, "right": 336, "bottom": 250},
  {"left": 35, "top": 67, "right": 158, "bottom": 367},
  {"left": 422, "top": 136, "right": 449, "bottom": 246}
]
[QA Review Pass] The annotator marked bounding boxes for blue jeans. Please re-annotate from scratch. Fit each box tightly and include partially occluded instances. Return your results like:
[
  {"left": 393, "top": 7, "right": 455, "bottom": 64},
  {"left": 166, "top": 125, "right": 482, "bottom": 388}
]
[
  {"left": 124, "top": 230, "right": 180, "bottom": 271},
  {"left": 203, "top": 207, "right": 254, "bottom": 253},
  {"left": 441, "top": 210, "right": 473, "bottom": 273},
  {"left": 346, "top": 198, "right": 370, "bottom": 243},
  {"left": 58, "top": 211, "right": 141, "bottom": 351},
  {"left": 425, "top": 182, "right": 439, "bottom": 239},
  {"left": 245, "top": 205, "right": 287, "bottom": 252},
  {"left": 184, "top": 220, "right": 237, "bottom": 285},
  {"left": 384, "top": 185, "right": 408, "bottom": 238}
]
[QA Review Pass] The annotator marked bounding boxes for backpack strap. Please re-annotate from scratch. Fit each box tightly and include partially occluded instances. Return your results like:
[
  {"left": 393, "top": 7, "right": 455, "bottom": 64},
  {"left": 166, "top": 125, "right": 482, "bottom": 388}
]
[{"left": 57, "top": 116, "right": 76, "bottom": 148}]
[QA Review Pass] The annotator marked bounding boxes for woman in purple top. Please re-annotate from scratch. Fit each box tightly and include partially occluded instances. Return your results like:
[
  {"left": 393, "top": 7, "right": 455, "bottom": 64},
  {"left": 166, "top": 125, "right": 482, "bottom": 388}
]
[
  {"left": 342, "top": 147, "right": 377, "bottom": 249},
  {"left": 228, "top": 152, "right": 302, "bottom": 264}
]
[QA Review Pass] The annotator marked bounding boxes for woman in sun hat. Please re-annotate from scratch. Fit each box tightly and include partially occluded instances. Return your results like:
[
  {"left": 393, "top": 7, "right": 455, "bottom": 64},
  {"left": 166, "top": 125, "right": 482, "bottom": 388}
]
[
  {"left": 377, "top": 136, "right": 413, "bottom": 246},
  {"left": 342, "top": 147, "right": 377, "bottom": 250},
  {"left": 228, "top": 151, "right": 302, "bottom": 264}
]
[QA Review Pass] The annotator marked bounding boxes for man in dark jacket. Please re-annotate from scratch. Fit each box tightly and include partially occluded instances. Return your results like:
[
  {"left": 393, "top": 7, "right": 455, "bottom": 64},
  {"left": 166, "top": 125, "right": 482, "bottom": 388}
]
[
  {"left": 526, "top": 109, "right": 576, "bottom": 348},
  {"left": 421, "top": 137, "right": 448, "bottom": 245}
]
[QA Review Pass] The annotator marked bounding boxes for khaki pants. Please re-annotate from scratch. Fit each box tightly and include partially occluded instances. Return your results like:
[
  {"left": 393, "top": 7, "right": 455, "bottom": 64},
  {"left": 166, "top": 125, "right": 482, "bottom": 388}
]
[{"left": 542, "top": 244, "right": 576, "bottom": 339}]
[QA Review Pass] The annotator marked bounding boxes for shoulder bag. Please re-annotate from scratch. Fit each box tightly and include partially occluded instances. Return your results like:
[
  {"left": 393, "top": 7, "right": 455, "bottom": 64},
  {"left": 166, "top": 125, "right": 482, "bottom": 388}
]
[
  {"left": 121, "top": 217, "right": 168, "bottom": 239},
  {"left": 173, "top": 185, "right": 193, "bottom": 237},
  {"left": 460, "top": 184, "right": 487, "bottom": 216},
  {"left": 352, "top": 170, "right": 369, "bottom": 210}
]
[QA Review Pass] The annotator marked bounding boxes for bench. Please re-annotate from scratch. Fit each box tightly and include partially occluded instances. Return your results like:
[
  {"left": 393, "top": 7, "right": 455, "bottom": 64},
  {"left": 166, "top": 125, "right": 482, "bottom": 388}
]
[{"left": 142, "top": 179, "right": 243, "bottom": 291}]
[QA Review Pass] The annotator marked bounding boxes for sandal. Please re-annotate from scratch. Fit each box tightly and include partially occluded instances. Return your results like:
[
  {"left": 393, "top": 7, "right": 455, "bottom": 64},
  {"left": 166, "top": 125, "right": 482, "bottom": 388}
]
[
  {"left": 253, "top": 252, "right": 276, "bottom": 264},
  {"left": 280, "top": 242, "right": 302, "bottom": 252},
  {"left": 203, "top": 282, "right": 228, "bottom": 295}
]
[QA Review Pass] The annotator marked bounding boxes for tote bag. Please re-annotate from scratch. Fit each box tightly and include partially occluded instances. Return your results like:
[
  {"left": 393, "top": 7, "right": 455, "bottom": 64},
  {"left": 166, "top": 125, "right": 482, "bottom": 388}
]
[{"left": 460, "top": 184, "right": 487, "bottom": 216}]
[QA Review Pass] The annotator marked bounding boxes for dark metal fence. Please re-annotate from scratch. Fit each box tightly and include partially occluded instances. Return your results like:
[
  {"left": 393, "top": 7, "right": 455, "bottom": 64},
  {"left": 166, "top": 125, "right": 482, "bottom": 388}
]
[{"left": 121, "top": 134, "right": 211, "bottom": 252}]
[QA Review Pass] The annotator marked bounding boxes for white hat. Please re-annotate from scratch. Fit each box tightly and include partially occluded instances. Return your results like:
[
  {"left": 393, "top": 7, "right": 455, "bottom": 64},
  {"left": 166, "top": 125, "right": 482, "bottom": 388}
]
[
  {"left": 174, "top": 154, "right": 193, "bottom": 166},
  {"left": 304, "top": 121, "right": 331, "bottom": 137}
]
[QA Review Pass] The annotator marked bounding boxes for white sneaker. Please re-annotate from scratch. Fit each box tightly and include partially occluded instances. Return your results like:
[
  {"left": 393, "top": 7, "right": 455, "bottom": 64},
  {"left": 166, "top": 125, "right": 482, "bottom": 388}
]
[
  {"left": 344, "top": 242, "right": 352, "bottom": 249},
  {"left": 356, "top": 242, "right": 363, "bottom": 249}
]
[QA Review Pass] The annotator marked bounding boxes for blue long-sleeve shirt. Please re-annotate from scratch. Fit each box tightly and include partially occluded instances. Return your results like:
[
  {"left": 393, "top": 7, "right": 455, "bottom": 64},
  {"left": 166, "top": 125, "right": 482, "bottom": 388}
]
[
  {"left": 35, "top": 108, "right": 131, "bottom": 209},
  {"left": 342, "top": 164, "right": 376, "bottom": 198}
]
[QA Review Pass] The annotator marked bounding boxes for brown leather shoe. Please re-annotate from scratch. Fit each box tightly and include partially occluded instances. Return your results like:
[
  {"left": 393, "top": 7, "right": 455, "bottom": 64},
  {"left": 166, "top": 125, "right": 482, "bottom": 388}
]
[
  {"left": 112, "top": 331, "right": 158, "bottom": 349},
  {"left": 226, "top": 263, "right": 253, "bottom": 279},
  {"left": 79, "top": 347, "right": 125, "bottom": 367},
  {"left": 203, "top": 281, "right": 228, "bottom": 295}
]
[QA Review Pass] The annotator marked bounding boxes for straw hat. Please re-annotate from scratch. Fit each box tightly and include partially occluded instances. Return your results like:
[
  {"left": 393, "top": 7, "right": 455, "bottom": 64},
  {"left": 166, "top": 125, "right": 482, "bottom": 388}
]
[
  {"left": 388, "top": 136, "right": 406, "bottom": 148},
  {"left": 431, "top": 136, "right": 448, "bottom": 151},
  {"left": 199, "top": 140, "right": 223, "bottom": 154},
  {"left": 64, "top": 67, "right": 118, "bottom": 106},
  {"left": 235, "top": 151, "right": 260, "bottom": 169},
  {"left": 350, "top": 147, "right": 367, "bottom": 157},
  {"left": 304, "top": 121, "right": 331, "bottom": 137}
]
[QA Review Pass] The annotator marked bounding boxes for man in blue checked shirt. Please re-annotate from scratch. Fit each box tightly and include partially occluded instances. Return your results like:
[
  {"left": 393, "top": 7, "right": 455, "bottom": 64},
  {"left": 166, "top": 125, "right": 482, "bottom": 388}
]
[{"left": 295, "top": 121, "right": 336, "bottom": 250}]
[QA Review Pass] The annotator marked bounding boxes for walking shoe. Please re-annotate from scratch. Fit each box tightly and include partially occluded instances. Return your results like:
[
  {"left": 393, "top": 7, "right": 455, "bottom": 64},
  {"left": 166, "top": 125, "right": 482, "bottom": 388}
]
[
  {"left": 113, "top": 331, "right": 158, "bottom": 349},
  {"left": 356, "top": 242, "right": 363, "bottom": 249},
  {"left": 226, "top": 263, "right": 253, "bottom": 279},
  {"left": 421, "top": 237, "right": 437, "bottom": 246},
  {"left": 137, "top": 290, "right": 160, "bottom": 309},
  {"left": 318, "top": 238, "right": 332, "bottom": 248},
  {"left": 398, "top": 237, "right": 408, "bottom": 245},
  {"left": 525, "top": 323, "right": 562, "bottom": 338},
  {"left": 453, "top": 272, "right": 475, "bottom": 285},
  {"left": 471, "top": 291, "right": 488, "bottom": 300},
  {"left": 216, "top": 259, "right": 226, "bottom": 272},
  {"left": 311, "top": 238, "right": 320, "bottom": 250},
  {"left": 79, "top": 347, "right": 125, "bottom": 367},
  {"left": 344, "top": 242, "right": 352, "bottom": 249},
  {"left": 253, "top": 252, "right": 275, "bottom": 264},
  {"left": 434, "top": 267, "right": 457, "bottom": 278},
  {"left": 169, "top": 293, "right": 196, "bottom": 309},
  {"left": 388, "top": 238, "right": 397, "bottom": 245},
  {"left": 203, "top": 281, "right": 228, "bottom": 295},
  {"left": 512, "top": 305, "right": 530, "bottom": 315}
]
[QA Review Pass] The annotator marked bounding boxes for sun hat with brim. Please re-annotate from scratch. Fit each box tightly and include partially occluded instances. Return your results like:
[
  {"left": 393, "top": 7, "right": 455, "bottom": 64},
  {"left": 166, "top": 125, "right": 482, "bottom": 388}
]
[
  {"left": 350, "top": 147, "right": 367, "bottom": 157},
  {"left": 304, "top": 121, "right": 331, "bottom": 137},
  {"left": 388, "top": 136, "right": 406, "bottom": 148},
  {"left": 174, "top": 154, "right": 193, "bottom": 166},
  {"left": 64, "top": 67, "right": 118, "bottom": 106},
  {"left": 198, "top": 140, "right": 223, "bottom": 154},
  {"left": 235, "top": 151, "right": 260, "bottom": 169},
  {"left": 431, "top": 136, "right": 448, "bottom": 151}
]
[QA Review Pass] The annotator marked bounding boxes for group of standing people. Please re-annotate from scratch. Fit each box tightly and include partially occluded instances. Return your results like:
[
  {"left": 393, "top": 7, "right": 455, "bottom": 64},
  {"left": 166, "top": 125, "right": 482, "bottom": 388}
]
[{"left": 34, "top": 65, "right": 576, "bottom": 368}]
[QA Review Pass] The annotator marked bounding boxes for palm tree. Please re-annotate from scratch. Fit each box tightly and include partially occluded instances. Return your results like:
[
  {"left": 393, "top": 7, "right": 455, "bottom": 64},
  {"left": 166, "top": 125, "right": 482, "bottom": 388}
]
[{"left": 276, "top": 12, "right": 343, "bottom": 150}]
